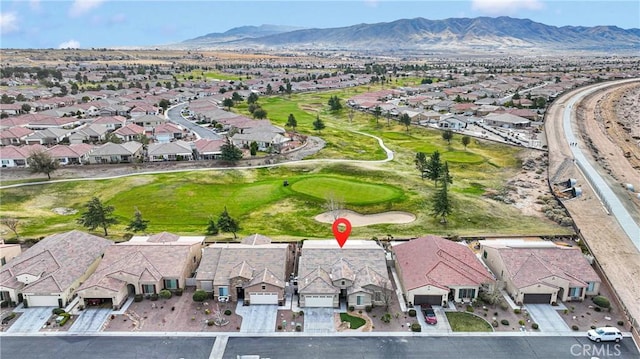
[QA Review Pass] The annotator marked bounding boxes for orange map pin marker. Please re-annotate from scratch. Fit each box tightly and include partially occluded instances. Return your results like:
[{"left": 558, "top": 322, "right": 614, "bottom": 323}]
[{"left": 332, "top": 217, "right": 352, "bottom": 248}]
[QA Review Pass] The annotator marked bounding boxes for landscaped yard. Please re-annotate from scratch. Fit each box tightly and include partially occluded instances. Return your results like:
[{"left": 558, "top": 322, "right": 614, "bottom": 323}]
[
  {"left": 446, "top": 312, "right": 493, "bottom": 332},
  {"left": 340, "top": 312, "right": 366, "bottom": 329}
]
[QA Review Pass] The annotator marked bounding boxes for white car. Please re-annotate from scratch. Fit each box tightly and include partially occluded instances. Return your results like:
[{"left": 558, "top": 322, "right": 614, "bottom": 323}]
[{"left": 587, "top": 327, "right": 623, "bottom": 343}]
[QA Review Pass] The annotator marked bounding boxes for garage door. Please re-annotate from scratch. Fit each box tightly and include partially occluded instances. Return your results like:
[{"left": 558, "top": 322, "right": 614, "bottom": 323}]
[
  {"left": 523, "top": 293, "right": 552, "bottom": 304},
  {"left": 304, "top": 295, "right": 334, "bottom": 307},
  {"left": 414, "top": 295, "right": 442, "bottom": 306},
  {"left": 200, "top": 281, "right": 213, "bottom": 292},
  {"left": 27, "top": 295, "right": 59, "bottom": 307},
  {"left": 249, "top": 292, "right": 278, "bottom": 305}
]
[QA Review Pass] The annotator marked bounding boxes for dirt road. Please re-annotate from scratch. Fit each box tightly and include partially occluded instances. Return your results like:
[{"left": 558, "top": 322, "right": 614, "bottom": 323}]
[{"left": 546, "top": 79, "right": 640, "bottom": 331}]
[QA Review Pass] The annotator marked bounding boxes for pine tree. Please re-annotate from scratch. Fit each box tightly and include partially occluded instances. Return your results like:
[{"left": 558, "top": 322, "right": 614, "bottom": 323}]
[
  {"left": 206, "top": 216, "right": 219, "bottom": 235},
  {"left": 77, "top": 197, "right": 118, "bottom": 236},
  {"left": 425, "top": 151, "right": 443, "bottom": 187},
  {"left": 217, "top": 206, "right": 239, "bottom": 239},
  {"left": 431, "top": 180, "right": 452, "bottom": 224},
  {"left": 126, "top": 207, "right": 149, "bottom": 233}
]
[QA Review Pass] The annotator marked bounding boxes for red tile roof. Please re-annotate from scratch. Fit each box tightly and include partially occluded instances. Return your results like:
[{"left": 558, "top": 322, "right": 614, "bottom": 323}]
[{"left": 393, "top": 235, "right": 494, "bottom": 291}]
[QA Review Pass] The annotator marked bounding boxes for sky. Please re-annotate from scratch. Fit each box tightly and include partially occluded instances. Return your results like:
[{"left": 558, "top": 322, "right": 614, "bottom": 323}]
[{"left": 1, "top": 0, "right": 639, "bottom": 49}]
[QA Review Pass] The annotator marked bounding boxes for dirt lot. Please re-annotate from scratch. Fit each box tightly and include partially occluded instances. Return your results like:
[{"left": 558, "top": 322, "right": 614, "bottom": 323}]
[{"left": 545, "top": 80, "right": 640, "bottom": 330}]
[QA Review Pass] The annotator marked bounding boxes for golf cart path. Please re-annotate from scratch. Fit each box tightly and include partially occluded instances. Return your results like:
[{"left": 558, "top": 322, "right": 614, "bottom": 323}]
[{"left": 0, "top": 130, "right": 394, "bottom": 189}]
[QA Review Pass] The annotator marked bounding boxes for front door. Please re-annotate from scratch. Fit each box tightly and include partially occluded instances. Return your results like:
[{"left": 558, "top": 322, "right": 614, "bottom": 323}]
[{"left": 236, "top": 287, "right": 244, "bottom": 300}]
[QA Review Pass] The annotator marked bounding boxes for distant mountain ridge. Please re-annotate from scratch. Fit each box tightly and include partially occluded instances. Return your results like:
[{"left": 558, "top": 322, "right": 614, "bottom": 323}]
[{"left": 180, "top": 17, "right": 640, "bottom": 52}]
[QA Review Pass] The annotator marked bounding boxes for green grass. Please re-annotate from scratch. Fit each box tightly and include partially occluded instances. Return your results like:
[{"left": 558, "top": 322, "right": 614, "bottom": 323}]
[
  {"left": 445, "top": 312, "right": 493, "bottom": 332},
  {"left": 289, "top": 177, "right": 403, "bottom": 205},
  {"left": 340, "top": 312, "right": 366, "bottom": 329}
]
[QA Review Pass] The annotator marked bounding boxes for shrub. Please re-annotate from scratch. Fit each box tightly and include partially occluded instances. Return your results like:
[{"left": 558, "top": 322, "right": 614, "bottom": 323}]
[
  {"left": 501, "top": 319, "right": 509, "bottom": 326},
  {"left": 572, "top": 325, "right": 579, "bottom": 331},
  {"left": 411, "top": 322, "right": 422, "bottom": 332},
  {"left": 348, "top": 306, "right": 355, "bottom": 312},
  {"left": 204, "top": 309, "right": 211, "bottom": 315},
  {"left": 381, "top": 313, "right": 392, "bottom": 323},
  {"left": 359, "top": 310, "right": 362, "bottom": 314},
  {"left": 408, "top": 309, "right": 416, "bottom": 317},
  {"left": 150, "top": 293, "right": 159, "bottom": 301},
  {"left": 224, "top": 309, "right": 232, "bottom": 316},
  {"left": 499, "top": 302, "right": 509, "bottom": 311},
  {"left": 466, "top": 305, "right": 474, "bottom": 312},
  {"left": 590, "top": 325, "right": 597, "bottom": 329},
  {"left": 492, "top": 320, "right": 499, "bottom": 327},
  {"left": 207, "top": 320, "right": 214, "bottom": 326},
  {"left": 174, "top": 288, "right": 183, "bottom": 296},
  {"left": 134, "top": 294, "right": 143, "bottom": 302},
  {"left": 594, "top": 307, "right": 601, "bottom": 312},
  {"left": 277, "top": 325, "right": 282, "bottom": 330},
  {"left": 295, "top": 324, "right": 302, "bottom": 332},
  {"left": 518, "top": 320, "right": 525, "bottom": 326},
  {"left": 593, "top": 296, "right": 611, "bottom": 308},
  {"left": 514, "top": 308, "right": 521, "bottom": 314},
  {"left": 617, "top": 320, "right": 624, "bottom": 326},
  {"left": 52, "top": 308, "right": 65, "bottom": 315},
  {"left": 192, "top": 290, "right": 207, "bottom": 302},
  {"left": 298, "top": 310, "right": 304, "bottom": 316},
  {"left": 365, "top": 305, "right": 372, "bottom": 313},
  {"left": 532, "top": 323, "right": 539, "bottom": 330},
  {"left": 159, "top": 290, "right": 172, "bottom": 299},
  {"left": 0, "top": 301, "right": 8, "bottom": 308}
]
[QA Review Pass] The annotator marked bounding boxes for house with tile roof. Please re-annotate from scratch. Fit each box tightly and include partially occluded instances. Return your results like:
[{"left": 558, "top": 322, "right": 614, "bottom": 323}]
[
  {"left": 76, "top": 232, "right": 204, "bottom": 309},
  {"left": 0, "top": 230, "right": 112, "bottom": 307},
  {"left": 87, "top": 141, "right": 143, "bottom": 164},
  {"left": 114, "top": 123, "right": 145, "bottom": 142},
  {"left": 392, "top": 236, "right": 495, "bottom": 307},
  {"left": 147, "top": 140, "right": 193, "bottom": 162},
  {"left": 480, "top": 240, "right": 601, "bottom": 304},
  {"left": 0, "top": 144, "right": 46, "bottom": 167},
  {"left": 46, "top": 143, "right": 94, "bottom": 165},
  {"left": 193, "top": 138, "right": 224, "bottom": 160},
  {"left": 0, "top": 127, "right": 34, "bottom": 146},
  {"left": 195, "top": 234, "right": 292, "bottom": 305},
  {"left": 297, "top": 240, "right": 392, "bottom": 309}
]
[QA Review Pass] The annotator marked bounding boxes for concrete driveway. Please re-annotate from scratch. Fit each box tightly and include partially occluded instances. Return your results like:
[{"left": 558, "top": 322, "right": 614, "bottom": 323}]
[
  {"left": 304, "top": 308, "right": 335, "bottom": 333},
  {"left": 236, "top": 304, "right": 277, "bottom": 333},
  {"left": 416, "top": 305, "right": 450, "bottom": 332},
  {"left": 525, "top": 304, "right": 571, "bottom": 332},
  {"left": 6, "top": 307, "right": 54, "bottom": 333},
  {"left": 69, "top": 308, "right": 112, "bottom": 332}
]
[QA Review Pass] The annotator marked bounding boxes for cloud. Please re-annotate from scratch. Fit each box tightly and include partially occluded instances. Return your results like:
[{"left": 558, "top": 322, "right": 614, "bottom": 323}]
[
  {"left": 59, "top": 39, "right": 80, "bottom": 49},
  {"left": 29, "top": 0, "right": 41, "bottom": 11},
  {"left": 471, "top": 0, "right": 544, "bottom": 15},
  {"left": 69, "top": 0, "right": 106, "bottom": 17},
  {"left": 0, "top": 12, "right": 19, "bottom": 34},
  {"left": 364, "top": 0, "right": 379, "bottom": 8}
]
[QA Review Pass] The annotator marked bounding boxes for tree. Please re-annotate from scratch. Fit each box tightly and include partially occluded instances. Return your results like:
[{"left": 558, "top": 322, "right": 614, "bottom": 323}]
[
  {"left": 323, "top": 192, "right": 345, "bottom": 221},
  {"left": 347, "top": 107, "right": 355, "bottom": 123},
  {"left": 425, "top": 151, "right": 443, "bottom": 186},
  {"left": 372, "top": 106, "right": 382, "bottom": 126},
  {"left": 440, "top": 161, "right": 453, "bottom": 186},
  {"left": 27, "top": 150, "right": 59, "bottom": 180},
  {"left": 460, "top": 135, "right": 471, "bottom": 150},
  {"left": 0, "top": 217, "right": 19, "bottom": 238},
  {"left": 247, "top": 92, "right": 259, "bottom": 104},
  {"left": 414, "top": 152, "right": 428, "bottom": 179},
  {"left": 266, "top": 83, "right": 273, "bottom": 95},
  {"left": 21, "top": 104, "right": 31, "bottom": 113},
  {"left": 158, "top": 99, "right": 171, "bottom": 113},
  {"left": 222, "top": 97, "right": 234, "bottom": 110},
  {"left": 442, "top": 129, "right": 453, "bottom": 145},
  {"left": 126, "top": 207, "right": 149, "bottom": 233},
  {"left": 252, "top": 108, "right": 267, "bottom": 119},
  {"left": 220, "top": 139, "right": 243, "bottom": 163},
  {"left": 285, "top": 113, "right": 297, "bottom": 132},
  {"left": 105, "top": 132, "right": 123, "bottom": 144},
  {"left": 206, "top": 216, "right": 219, "bottom": 235},
  {"left": 312, "top": 114, "right": 325, "bottom": 133},
  {"left": 379, "top": 279, "right": 394, "bottom": 310},
  {"left": 231, "top": 92, "right": 243, "bottom": 104},
  {"left": 192, "top": 289, "right": 207, "bottom": 302},
  {"left": 400, "top": 113, "right": 411, "bottom": 132},
  {"left": 249, "top": 141, "right": 258, "bottom": 156},
  {"left": 431, "top": 177, "right": 452, "bottom": 224},
  {"left": 77, "top": 197, "right": 118, "bottom": 236},
  {"left": 328, "top": 95, "right": 342, "bottom": 112},
  {"left": 217, "top": 206, "right": 239, "bottom": 239}
]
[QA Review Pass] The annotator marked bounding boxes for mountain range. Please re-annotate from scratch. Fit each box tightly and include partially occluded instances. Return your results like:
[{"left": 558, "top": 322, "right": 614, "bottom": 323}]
[{"left": 179, "top": 17, "right": 640, "bottom": 52}]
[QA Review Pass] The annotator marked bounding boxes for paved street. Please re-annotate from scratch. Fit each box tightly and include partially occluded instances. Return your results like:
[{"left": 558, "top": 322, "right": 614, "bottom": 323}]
[
  {"left": 525, "top": 304, "right": 571, "bottom": 332},
  {"left": 166, "top": 104, "right": 222, "bottom": 140},
  {"left": 5, "top": 307, "right": 53, "bottom": 333},
  {"left": 69, "top": 308, "right": 112, "bottom": 332}
]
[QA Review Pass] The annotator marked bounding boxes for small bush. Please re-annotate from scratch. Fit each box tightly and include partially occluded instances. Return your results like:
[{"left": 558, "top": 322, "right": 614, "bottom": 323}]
[
  {"left": 224, "top": 309, "right": 232, "bottom": 316},
  {"left": 518, "top": 320, "right": 525, "bottom": 326},
  {"left": 174, "top": 288, "right": 183, "bottom": 296},
  {"left": 277, "top": 325, "right": 282, "bottom": 330},
  {"left": 594, "top": 307, "right": 601, "bottom": 312},
  {"left": 358, "top": 310, "right": 362, "bottom": 314},
  {"left": 532, "top": 323, "right": 539, "bottom": 330},
  {"left": 617, "top": 320, "right": 624, "bottom": 326},
  {"left": 499, "top": 301, "right": 509, "bottom": 311},
  {"left": 348, "top": 306, "right": 355, "bottom": 312},
  {"left": 159, "top": 290, "right": 172, "bottom": 299},
  {"left": 494, "top": 312, "right": 498, "bottom": 316},
  {"left": 0, "top": 301, "right": 8, "bottom": 308},
  {"left": 411, "top": 322, "right": 422, "bottom": 332},
  {"left": 295, "top": 324, "right": 302, "bottom": 332},
  {"left": 593, "top": 296, "right": 611, "bottom": 308},
  {"left": 572, "top": 325, "right": 579, "bottom": 331},
  {"left": 150, "top": 293, "right": 159, "bottom": 301},
  {"left": 492, "top": 320, "right": 499, "bottom": 327},
  {"left": 207, "top": 320, "right": 214, "bottom": 326},
  {"left": 192, "top": 290, "right": 207, "bottom": 302},
  {"left": 52, "top": 308, "right": 65, "bottom": 315},
  {"left": 134, "top": 294, "right": 143, "bottom": 302},
  {"left": 590, "top": 325, "right": 597, "bottom": 329},
  {"left": 381, "top": 313, "right": 392, "bottom": 323},
  {"left": 204, "top": 309, "right": 211, "bottom": 315},
  {"left": 501, "top": 319, "right": 510, "bottom": 326},
  {"left": 466, "top": 305, "right": 474, "bottom": 312},
  {"left": 408, "top": 309, "right": 417, "bottom": 317},
  {"left": 365, "top": 305, "right": 372, "bottom": 313},
  {"left": 298, "top": 310, "right": 304, "bottom": 316},
  {"left": 514, "top": 308, "right": 521, "bottom": 314}
]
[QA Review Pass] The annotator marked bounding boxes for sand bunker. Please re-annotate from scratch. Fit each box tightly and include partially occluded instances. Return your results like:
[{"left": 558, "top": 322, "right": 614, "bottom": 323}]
[{"left": 314, "top": 210, "right": 416, "bottom": 227}]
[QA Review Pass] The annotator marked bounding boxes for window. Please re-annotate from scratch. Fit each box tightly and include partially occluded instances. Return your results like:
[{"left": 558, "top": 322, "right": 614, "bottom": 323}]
[
  {"left": 356, "top": 295, "right": 364, "bottom": 305},
  {"left": 458, "top": 288, "right": 476, "bottom": 299},
  {"left": 163, "top": 279, "right": 178, "bottom": 290},
  {"left": 341, "top": 280, "right": 345, "bottom": 286},
  {"left": 569, "top": 287, "right": 582, "bottom": 297},
  {"left": 586, "top": 282, "right": 596, "bottom": 292},
  {"left": 374, "top": 291, "right": 382, "bottom": 301},
  {"left": 218, "top": 286, "right": 228, "bottom": 296},
  {"left": 0, "top": 257, "right": 5, "bottom": 266},
  {"left": 261, "top": 285, "right": 266, "bottom": 290},
  {"left": 483, "top": 250, "right": 487, "bottom": 259},
  {"left": 142, "top": 284, "right": 155, "bottom": 294}
]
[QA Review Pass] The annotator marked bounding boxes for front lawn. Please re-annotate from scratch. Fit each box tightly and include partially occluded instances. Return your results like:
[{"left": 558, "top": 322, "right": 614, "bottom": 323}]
[
  {"left": 445, "top": 312, "right": 493, "bottom": 332},
  {"left": 340, "top": 312, "right": 366, "bottom": 329}
]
